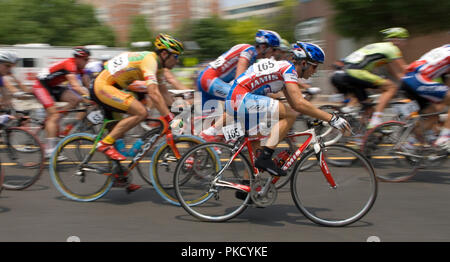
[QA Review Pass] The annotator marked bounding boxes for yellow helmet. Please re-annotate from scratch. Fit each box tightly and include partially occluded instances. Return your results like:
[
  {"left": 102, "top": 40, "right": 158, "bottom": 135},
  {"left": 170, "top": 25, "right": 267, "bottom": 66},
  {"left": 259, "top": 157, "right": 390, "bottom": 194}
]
[{"left": 154, "top": 33, "right": 184, "bottom": 55}]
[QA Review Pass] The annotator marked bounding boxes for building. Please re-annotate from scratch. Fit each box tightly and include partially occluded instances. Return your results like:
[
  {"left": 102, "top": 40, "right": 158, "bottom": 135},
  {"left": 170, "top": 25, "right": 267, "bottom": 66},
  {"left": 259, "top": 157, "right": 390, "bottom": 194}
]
[
  {"left": 221, "top": 0, "right": 283, "bottom": 20},
  {"left": 78, "top": 0, "right": 220, "bottom": 45}
]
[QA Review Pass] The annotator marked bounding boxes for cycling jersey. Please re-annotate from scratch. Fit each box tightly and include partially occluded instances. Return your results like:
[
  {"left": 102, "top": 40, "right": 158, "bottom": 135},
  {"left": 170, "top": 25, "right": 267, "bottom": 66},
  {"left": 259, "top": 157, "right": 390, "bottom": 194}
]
[
  {"left": 401, "top": 44, "right": 450, "bottom": 107},
  {"left": 38, "top": 58, "right": 84, "bottom": 87},
  {"left": 93, "top": 51, "right": 162, "bottom": 113},
  {"left": 226, "top": 58, "right": 298, "bottom": 131},
  {"left": 0, "top": 76, "right": 3, "bottom": 87},
  {"left": 343, "top": 42, "right": 402, "bottom": 71},
  {"left": 84, "top": 60, "right": 105, "bottom": 80},
  {"left": 197, "top": 44, "right": 257, "bottom": 108},
  {"left": 33, "top": 58, "right": 85, "bottom": 108}
]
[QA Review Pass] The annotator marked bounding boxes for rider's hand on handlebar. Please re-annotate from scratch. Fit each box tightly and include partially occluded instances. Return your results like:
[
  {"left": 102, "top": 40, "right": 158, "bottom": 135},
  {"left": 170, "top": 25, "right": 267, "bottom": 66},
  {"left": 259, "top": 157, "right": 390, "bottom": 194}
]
[{"left": 329, "top": 114, "right": 352, "bottom": 134}]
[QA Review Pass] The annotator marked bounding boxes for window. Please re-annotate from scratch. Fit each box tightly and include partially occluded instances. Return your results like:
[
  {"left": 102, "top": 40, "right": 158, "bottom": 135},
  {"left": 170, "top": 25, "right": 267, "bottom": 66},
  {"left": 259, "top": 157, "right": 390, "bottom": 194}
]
[{"left": 20, "top": 58, "right": 35, "bottom": 68}]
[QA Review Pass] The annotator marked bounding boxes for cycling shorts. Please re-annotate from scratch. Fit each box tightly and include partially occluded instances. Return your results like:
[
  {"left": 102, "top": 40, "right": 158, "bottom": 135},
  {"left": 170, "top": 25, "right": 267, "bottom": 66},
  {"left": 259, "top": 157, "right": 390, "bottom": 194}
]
[
  {"left": 331, "top": 70, "right": 387, "bottom": 102},
  {"left": 32, "top": 80, "right": 75, "bottom": 108},
  {"left": 401, "top": 72, "right": 448, "bottom": 108},
  {"left": 225, "top": 82, "right": 279, "bottom": 133},
  {"left": 92, "top": 75, "right": 137, "bottom": 114},
  {"left": 197, "top": 67, "right": 232, "bottom": 109}
]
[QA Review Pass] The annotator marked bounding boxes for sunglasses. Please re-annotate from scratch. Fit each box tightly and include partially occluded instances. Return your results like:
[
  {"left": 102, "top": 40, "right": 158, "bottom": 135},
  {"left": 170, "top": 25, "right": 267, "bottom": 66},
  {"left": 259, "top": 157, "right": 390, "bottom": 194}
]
[
  {"left": 307, "top": 61, "right": 318, "bottom": 69},
  {"left": 172, "top": 54, "right": 179, "bottom": 60}
]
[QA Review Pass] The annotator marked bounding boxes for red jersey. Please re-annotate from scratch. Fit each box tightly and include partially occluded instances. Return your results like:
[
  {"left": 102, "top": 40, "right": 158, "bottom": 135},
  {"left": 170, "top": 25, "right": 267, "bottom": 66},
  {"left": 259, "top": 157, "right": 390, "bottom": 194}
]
[{"left": 39, "top": 58, "right": 84, "bottom": 87}]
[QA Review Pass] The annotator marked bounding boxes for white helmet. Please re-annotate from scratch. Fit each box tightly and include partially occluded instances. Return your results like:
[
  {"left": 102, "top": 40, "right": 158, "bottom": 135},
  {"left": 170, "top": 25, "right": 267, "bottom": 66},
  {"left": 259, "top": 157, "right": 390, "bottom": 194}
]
[{"left": 0, "top": 51, "right": 19, "bottom": 64}]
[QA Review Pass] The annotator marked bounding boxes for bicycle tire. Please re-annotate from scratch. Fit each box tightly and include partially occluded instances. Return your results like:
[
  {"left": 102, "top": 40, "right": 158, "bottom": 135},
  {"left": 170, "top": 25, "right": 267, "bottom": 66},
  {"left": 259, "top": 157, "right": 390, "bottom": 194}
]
[
  {"left": 1, "top": 126, "right": 45, "bottom": 190},
  {"left": 149, "top": 135, "right": 206, "bottom": 205},
  {"left": 290, "top": 145, "right": 377, "bottom": 226},
  {"left": 361, "top": 121, "right": 418, "bottom": 182},
  {"left": 174, "top": 142, "right": 251, "bottom": 222},
  {"left": 49, "top": 133, "right": 114, "bottom": 202}
]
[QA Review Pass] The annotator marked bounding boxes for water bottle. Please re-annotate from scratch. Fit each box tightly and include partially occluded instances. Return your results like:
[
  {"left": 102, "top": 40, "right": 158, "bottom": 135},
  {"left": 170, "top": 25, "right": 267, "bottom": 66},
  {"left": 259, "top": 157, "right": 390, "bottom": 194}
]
[
  {"left": 127, "top": 138, "right": 144, "bottom": 157},
  {"left": 114, "top": 139, "right": 128, "bottom": 156}
]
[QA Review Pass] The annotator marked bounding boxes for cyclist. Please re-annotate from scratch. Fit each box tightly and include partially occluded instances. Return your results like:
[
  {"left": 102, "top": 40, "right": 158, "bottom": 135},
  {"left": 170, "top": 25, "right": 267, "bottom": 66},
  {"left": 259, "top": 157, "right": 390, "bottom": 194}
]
[
  {"left": 32, "top": 46, "right": 91, "bottom": 158},
  {"left": 331, "top": 27, "right": 409, "bottom": 128},
  {"left": 82, "top": 54, "right": 113, "bottom": 86},
  {"left": 226, "top": 42, "right": 351, "bottom": 178},
  {"left": 400, "top": 44, "right": 450, "bottom": 152},
  {"left": 198, "top": 29, "right": 283, "bottom": 141},
  {"left": 0, "top": 51, "right": 19, "bottom": 123},
  {"left": 92, "top": 33, "right": 183, "bottom": 165}
]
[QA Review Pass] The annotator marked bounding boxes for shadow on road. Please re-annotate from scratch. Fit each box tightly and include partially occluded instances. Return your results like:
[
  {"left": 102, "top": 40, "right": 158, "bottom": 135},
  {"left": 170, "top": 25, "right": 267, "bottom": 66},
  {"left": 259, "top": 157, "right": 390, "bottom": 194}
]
[{"left": 406, "top": 170, "right": 450, "bottom": 184}]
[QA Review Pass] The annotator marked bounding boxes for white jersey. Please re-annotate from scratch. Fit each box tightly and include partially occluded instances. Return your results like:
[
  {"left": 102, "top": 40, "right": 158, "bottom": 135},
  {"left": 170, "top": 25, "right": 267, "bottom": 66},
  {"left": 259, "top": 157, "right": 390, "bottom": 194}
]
[
  {"left": 408, "top": 44, "right": 450, "bottom": 80},
  {"left": 233, "top": 58, "right": 298, "bottom": 95}
]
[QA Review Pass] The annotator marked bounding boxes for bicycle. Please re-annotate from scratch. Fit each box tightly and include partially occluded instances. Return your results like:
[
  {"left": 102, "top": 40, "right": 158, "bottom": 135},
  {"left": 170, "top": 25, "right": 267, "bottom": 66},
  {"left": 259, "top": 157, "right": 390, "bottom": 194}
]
[
  {"left": 0, "top": 109, "right": 45, "bottom": 190},
  {"left": 361, "top": 108, "right": 449, "bottom": 182},
  {"left": 173, "top": 120, "right": 378, "bottom": 226},
  {"left": 49, "top": 113, "right": 205, "bottom": 202}
]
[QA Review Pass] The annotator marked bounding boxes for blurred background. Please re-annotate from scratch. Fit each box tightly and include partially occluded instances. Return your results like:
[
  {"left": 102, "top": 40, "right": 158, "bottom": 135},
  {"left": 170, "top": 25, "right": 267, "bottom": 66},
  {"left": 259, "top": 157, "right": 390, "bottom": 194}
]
[{"left": 1, "top": 0, "right": 449, "bottom": 92}]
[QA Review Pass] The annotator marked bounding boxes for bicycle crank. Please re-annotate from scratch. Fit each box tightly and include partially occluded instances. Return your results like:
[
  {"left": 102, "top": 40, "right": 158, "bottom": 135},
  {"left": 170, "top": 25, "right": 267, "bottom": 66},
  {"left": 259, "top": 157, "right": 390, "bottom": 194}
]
[{"left": 250, "top": 178, "right": 277, "bottom": 208}]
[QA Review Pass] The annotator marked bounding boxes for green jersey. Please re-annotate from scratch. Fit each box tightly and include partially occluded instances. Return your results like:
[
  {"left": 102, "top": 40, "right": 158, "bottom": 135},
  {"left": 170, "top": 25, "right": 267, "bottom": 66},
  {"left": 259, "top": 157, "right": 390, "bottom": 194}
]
[{"left": 344, "top": 42, "right": 402, "bottom": 71}]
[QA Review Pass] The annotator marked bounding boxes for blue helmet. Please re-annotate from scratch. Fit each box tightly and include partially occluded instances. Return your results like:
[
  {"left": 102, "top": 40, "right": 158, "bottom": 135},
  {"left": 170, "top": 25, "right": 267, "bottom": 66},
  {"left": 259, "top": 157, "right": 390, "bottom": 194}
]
[
  {"left": 255, "top": 30, "right": 281, "bottom": 48},
  {"left": 294, "top": 42, "right": 325, "bottom": 64}
]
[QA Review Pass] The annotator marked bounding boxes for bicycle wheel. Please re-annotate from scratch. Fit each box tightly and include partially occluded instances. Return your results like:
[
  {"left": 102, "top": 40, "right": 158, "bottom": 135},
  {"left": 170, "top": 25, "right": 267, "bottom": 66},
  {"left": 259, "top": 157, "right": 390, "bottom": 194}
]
[
  {"left": 0, "top": 127, "right": 44, "bottom": 190},
  {"left": 49, "top": 133, "right": 114, "bottom": 201},
  {"left": 291, "top": 145, "right": 377, "bottom": 226},
  {"left": 174, "top": 142, "right": 251, "bottom": 222},
  {"left": 149, "top": 135, "right": 206, "bottom": 205},
  {"left": 361, "top": 121, "right": 418, "bottom": 182}
]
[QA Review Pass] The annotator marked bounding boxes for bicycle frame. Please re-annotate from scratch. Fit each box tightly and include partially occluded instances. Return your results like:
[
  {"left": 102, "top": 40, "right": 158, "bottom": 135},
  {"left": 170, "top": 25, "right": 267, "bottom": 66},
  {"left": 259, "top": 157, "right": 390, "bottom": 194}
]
[
  {"left": 212, "top": 124, "right": 342, "bottom": 194},
  {"left": 82, "top": 117, "right": 182, "bottom": 177}
]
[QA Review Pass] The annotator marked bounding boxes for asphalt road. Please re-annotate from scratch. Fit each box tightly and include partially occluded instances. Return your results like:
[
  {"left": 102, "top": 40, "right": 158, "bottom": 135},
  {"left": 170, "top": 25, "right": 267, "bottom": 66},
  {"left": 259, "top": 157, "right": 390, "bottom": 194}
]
[{"left": 0, "top": 161, "right": 449, "bottom": 242}]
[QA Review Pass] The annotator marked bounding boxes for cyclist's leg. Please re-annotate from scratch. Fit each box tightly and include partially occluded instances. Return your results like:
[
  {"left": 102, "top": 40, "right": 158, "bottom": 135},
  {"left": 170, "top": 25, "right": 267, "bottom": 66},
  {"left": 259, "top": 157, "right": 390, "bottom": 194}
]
[
  {"left": 92, "top": 79, "right": 147, "bottom": 160},
  {"left": 345, "top": 69, "right": 387, "bottom": 127},
  {"left": 198, "top": 69, "right": 230, "bottom": 140},
  {"left": 32, "top": 80, "right": 62, "bottom": 157}
]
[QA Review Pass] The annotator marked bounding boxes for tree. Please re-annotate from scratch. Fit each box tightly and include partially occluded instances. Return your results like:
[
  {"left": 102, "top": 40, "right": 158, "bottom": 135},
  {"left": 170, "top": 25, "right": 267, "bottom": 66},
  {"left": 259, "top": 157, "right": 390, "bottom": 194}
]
[
  {"left": 327, "top": 0, "right": 450, "bottom": 40},
  {"left": 190, "top": 17, "right": 232, "bottom": 60},
  {"left": 0, "top": 0, "right": 116, "bottom": 46},
  {"left": 128, "top": 15, "right": 154, "bottom": 50},
  {"left": 268, "top": 0, "right": 297, "bottom": 43}
]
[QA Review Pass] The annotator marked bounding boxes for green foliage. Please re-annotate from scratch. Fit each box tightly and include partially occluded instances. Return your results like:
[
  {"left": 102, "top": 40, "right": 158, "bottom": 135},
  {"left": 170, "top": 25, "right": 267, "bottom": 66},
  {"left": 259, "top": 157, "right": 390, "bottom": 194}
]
[
  {"left": 190, "top": 16, "right": 231, "bottom": 60},
  {"left": 328, "top": 0, "right": 450, "bottom": 39},
  {"left": 128, "top": 15, "right": 154, "bottom": 49},
  {"left": 0, "top": 0, "right": 116, "bottom": 46}
]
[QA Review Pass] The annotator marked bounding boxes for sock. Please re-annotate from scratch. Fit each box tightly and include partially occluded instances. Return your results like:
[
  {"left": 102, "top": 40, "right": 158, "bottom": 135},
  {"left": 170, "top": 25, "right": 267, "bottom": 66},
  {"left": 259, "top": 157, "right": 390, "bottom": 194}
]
[
  {"left": 436, "top": 128, "right": 450, "bottom": 144},
  {"left": 261, "top": 147, "right": 275, "bottom": 159},
  {"left": 46, "top": 137, "right": 59, "bottom": 155},
  {"left": 202, "top": 126, "right": 217, "bottom": 136},
  {"left": 102, "top": 135, "right": 116, "bottom": 145},
  {"left": 369, "top": 112, "right": 384, "bottom": 127}
]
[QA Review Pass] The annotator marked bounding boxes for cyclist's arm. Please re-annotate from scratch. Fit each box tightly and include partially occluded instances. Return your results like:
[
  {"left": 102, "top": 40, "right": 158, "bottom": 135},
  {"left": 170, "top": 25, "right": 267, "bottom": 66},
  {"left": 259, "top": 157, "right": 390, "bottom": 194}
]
[
  {"left": 147, "top": 83, "right": 170, "bottom": 116},
  {"left": 284, "top": 82, "right": 332, "bottom": 122},
  {"left": 66, "top": 73, "right": 89, "bottom": 96},
  {"left": 81, "top": 74, "right": 91, "bottom": 89},
  {"left": 3, "top": 76, "right": 20, "bottom": 93},
  {"left": 235, "top": 57, "right": 250, "bottom": 78},
  {"left": 157, "top": 79, "right": 175, "bottom": 107},
  {"left": 387, "top": 58, "right": 407, "bottom": 81},
  {"left": 163, "top": 68, "right": 190, "bottom": 90}
]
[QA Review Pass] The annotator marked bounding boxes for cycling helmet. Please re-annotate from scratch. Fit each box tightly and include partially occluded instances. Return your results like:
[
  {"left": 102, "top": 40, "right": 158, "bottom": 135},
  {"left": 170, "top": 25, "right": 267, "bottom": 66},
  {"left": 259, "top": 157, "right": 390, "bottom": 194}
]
[
  {"left": 73, "top": 46, "right": 91, "bottom": 57},
  {"left": 255, "top": 30, "right": 281, "bottom": 47},
  {"left": 0, "top": 51, "right": 19, "bottom": 64},
  {"left": 380, "top": 27, "right": 409, "bottom": 39},
  {"left": 294, "top": 42, "right": 325, "bottom": 64},
  {"left": 279, "top": 39, "right": 291, "bottom": 52},
  {"left": 154, "top": 33, "right": 184, "bottom": 55}
]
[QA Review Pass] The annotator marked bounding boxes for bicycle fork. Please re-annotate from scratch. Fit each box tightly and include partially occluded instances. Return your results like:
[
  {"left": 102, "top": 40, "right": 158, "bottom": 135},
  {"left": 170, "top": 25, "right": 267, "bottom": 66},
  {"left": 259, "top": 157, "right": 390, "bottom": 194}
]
[{"left": 314, "top": 144, "right": 337, "bottom": 189}]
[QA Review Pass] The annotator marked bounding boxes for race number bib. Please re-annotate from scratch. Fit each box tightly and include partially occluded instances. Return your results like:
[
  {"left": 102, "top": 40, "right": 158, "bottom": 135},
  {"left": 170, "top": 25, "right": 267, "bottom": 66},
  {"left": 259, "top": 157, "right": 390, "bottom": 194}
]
[
  {"left": 254, "top": 59, "right": 279, "bottom": 76},
  {"left": 222, "top": 122, "right": 245, "bottom": 141},
  {"left": 209, "top": 56, "right": 226, "bottom": 69},
  {"left": 86, "top": 110, "right": 104, "bottom": 125},
  {"left": 108, "top": 53, "right": 129, "bottom": 75}
]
